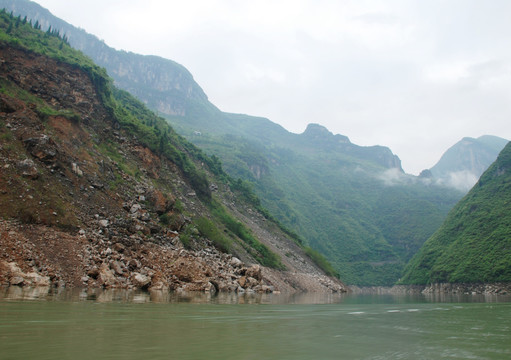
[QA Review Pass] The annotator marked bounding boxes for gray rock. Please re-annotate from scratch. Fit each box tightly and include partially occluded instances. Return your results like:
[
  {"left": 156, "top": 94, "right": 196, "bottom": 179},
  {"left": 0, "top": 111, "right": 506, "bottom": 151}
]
[
  {"left": 17, "top": 159, "right": 38, "bottom": 179},
  {"left": 10, "top": 276, "right": 25, "bottom": 286},
  {"left": 131, "top": 273, "right": 151, "bottom": 289},
  {"left": 130, "top": 204, "right": 142, "bottom": 214},
  {"left": 110, "top": 261, "right": 124, "bottom": 276},
  {"left": 230, "top": 257, "right": 243, "bottom": 268}
]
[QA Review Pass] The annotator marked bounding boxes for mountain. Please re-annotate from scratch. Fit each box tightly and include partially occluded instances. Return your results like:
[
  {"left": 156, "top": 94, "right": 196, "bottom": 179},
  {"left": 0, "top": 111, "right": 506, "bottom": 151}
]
[
  {"left": 400, "top": 141, "right": 511, "bottom": 284},
  {"left": 427, "top": 135, "right": 508, "bottom": 191},
  {"left": 2, "top": 0, "right": 465, "bottom": 286},
  {"left": 0, "top": 11, "right": 346, "bottom": 293},
  {"left": 0, "top": 0, "right": 210, "bottom": 118},
  {"left": 188, "top": 122, "right": 461, "bottom": 286}
]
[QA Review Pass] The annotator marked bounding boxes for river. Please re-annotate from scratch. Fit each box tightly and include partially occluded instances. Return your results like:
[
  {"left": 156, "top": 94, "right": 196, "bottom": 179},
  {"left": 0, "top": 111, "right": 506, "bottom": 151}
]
[{"left": 1, "top": 287, "right": 510, "bottom": 359}]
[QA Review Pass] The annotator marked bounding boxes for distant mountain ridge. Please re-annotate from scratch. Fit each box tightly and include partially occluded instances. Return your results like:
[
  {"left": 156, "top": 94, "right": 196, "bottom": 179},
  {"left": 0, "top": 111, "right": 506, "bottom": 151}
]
[
  {"left": 427, "top": 135, "right": 508, "bottom": 191},
  {"left": 0, "top": 0, "right": 403, "bottom": 171},
  {"left": 3, "top": 0, "right": 467, "bottom": 286}
]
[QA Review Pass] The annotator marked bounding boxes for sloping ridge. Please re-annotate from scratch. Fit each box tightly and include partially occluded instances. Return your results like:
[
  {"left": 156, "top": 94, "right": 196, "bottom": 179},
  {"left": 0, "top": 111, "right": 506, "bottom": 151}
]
[{"left": 401, "top": 141, "right": 511, "bottom": 284}]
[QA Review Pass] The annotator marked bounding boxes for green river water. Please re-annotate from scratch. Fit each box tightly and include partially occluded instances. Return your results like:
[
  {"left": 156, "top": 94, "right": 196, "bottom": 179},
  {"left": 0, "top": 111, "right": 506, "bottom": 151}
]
[{"left": 0, "top": 287, "right": 510, "bottom": 360}]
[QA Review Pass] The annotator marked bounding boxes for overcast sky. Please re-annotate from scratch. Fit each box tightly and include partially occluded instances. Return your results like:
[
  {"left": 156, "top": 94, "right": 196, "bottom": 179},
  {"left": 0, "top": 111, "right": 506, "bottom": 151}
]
[{"left": 34, "top": 0, "right": 511, "bottom": 174}]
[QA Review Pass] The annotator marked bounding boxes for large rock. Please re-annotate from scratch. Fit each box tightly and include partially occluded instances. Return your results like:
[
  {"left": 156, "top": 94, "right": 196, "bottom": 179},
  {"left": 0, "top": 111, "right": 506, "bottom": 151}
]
[
  {"left": 131, "top": 272, "right": 151, "bottom": 289},
  {"left": 246, "top": 265, "right": 262, "bottom": 281},
  {"left": 22, "top": 134, "right": 58, "bottom": 164},
  {"left": 17, "top": 159, "right": 39, "bottom": 179},
  {"left": 2, "top": 261, "right": 50, "bottom": 286},
  {"left": 147, "top": 189, "right": 175, "bottom": 214},
  {"left": 98, "top": 264, "right": 117, "bottom": 287}
]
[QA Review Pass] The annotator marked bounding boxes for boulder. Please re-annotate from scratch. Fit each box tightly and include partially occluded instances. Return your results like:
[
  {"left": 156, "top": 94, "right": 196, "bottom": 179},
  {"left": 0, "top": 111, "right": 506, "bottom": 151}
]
[
  {"left": 230, "top": 257, "right": 243, "bottom": 268},
  {"left": 147, "top": 189, "right": 175, "bottom": 214},
  {"left": 17, "top": 159, "right": 39, "bottom": 179},
  {"left": 98, "top": 219, "right": 109, "bottom": 228},
  {"left": 98, "top": 264, "right": 116, "bottom": 287},
  {"left": 128, "top": 259, "right": 141, "bottom": 270},
  {"left": 87, "top": 267, "right": 100, "bottom": 279},
  {"left": 130, "top": 204, "right": 142, "bottom": 214},
  {"left": 246, "top": 265, "right": 262, "bottom": 281},
  {"left": 10, "top": 276, "right": 25, "bottom": 286},
  {"left": 131, "top": 273, "right": 151, "bottom": 289},
  {"left": 110, "top": 261, "right": 124, "bottom": 276}
]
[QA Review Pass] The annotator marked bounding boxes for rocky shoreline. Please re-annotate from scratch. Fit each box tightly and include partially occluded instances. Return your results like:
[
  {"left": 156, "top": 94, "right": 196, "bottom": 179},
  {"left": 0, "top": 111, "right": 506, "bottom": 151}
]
[
  {"left": 0, "top": 219, "right": 346, "bottom": 294},
  {"left": 350, "top": 282, "right": 511, "bottom": 296}
]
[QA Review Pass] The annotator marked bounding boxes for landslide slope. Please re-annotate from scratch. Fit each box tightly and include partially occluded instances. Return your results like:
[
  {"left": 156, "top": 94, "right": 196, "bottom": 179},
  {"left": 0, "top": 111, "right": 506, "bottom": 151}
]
[
  {"left": 0, "top": 12, "right": 346, "bottom": 293},
  {"left": 1, "top": 0, "right": 464, "bottom": 286},
  {"left": 400, "top": 141, "right": 511, "bottom": 284}
]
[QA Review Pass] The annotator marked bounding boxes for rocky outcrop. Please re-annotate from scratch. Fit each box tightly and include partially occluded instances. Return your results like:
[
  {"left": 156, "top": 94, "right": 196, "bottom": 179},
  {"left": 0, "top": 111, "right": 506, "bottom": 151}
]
[{"left": 300, "top": 123, "right": 402, "bottom": 170}]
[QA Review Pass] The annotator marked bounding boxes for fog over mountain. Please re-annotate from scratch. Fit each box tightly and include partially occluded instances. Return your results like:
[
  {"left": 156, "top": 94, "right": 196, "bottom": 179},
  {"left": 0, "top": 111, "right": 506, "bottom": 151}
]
[
  {"left": 20, "top": 0, "right": 511, "bottom": 174},
  {"left": 429, "top": 135, "right": 509, "bottom": 191}
]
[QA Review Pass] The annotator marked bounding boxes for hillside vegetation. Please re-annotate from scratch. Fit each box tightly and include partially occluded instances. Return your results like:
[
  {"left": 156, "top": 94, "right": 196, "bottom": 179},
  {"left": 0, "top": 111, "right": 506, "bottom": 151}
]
[{"left": 400, "top": 141, "right": 511, "bottom": 284}]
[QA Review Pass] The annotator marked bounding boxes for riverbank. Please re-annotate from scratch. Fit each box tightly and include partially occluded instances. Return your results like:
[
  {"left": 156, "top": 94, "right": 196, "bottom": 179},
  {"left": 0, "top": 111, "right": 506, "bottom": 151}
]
[{"left": 350, "top": 282, "right": 511, "bottom": 295}]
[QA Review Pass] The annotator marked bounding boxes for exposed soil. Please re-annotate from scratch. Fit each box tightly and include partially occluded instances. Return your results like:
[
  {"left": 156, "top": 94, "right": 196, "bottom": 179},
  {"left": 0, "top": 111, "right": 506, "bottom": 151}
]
[{"left": 0, "top": 44, "right": 348, "bottom": 294}]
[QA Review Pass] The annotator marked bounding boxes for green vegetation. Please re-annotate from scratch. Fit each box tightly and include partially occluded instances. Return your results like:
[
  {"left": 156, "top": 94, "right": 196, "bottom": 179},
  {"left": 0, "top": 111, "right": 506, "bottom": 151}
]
[
  {"left": 188, "top": 126, "right": 461, "bottom": 285},
  {"left": 400, "top": 142, "right": 511, "bottom": 284},
  {"left": 208, "top": 201, "right": 285, "bottom": 269},
  {"left": 304, "top": 247, "right": 339, "bottom": 278},
  {"left": 196, "top": 216, "right": 232, "bottom": 253}
]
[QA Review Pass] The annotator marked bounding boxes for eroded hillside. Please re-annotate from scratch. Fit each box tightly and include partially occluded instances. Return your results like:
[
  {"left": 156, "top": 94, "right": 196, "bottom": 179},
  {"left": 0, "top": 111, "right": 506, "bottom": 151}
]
[{"left": 0, "top": 19, "right": 346, "bottom": 293}]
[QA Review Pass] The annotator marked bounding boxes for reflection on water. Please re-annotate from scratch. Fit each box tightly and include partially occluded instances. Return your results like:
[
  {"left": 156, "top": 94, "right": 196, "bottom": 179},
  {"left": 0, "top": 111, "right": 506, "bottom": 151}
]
[
  {"left": 1, "top": 286, "right": 510, "bottom": 304},
  {"left": 0, "top": 286, "right": 352, "bottom": 304}
]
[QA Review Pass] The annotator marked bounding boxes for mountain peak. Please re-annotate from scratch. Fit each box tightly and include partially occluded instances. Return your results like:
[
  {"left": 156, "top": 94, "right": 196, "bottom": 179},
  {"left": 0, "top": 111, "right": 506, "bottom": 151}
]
[
  {"left": 302, "top": 123, "right": 351, "bottom": 143},
  {"left": 429, "top": 134, "right": 509, "bottom": 191}
]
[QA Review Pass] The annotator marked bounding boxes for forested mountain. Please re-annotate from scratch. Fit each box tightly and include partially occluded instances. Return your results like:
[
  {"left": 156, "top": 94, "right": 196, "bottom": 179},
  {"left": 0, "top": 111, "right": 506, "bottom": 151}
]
[
  {"left": 400, "top": 141, "right": 511, "bottom": 284},
  {"left": 427, "top": 135, "right": 508, "bottom": 191},
  {"left": 2, "top": 0, "right": 467, "bottom": 285},
  {"left": 0, "top": 11, "right": 346, "bottom": 292}
]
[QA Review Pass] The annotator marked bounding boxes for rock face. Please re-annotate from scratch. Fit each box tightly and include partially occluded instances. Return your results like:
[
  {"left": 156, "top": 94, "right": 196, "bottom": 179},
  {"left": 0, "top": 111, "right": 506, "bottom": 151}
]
[
  {"left": 301, "top": 123, "right": 402, "bottom": 170},
  {"left": 0, "top": 42, "right": 347, "bottom": 294}
]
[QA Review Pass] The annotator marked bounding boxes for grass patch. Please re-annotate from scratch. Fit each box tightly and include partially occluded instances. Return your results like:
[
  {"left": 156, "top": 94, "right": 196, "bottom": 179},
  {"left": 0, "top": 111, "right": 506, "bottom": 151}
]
[
  {"left": 196, "top": 216, "right": 231, "bottom": 253},
  {"left": 304, "top": 247, "right": 339, "bottom": 278},
  {"left": 209, "top": 201, "right": 285, "bottom": 269}
]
